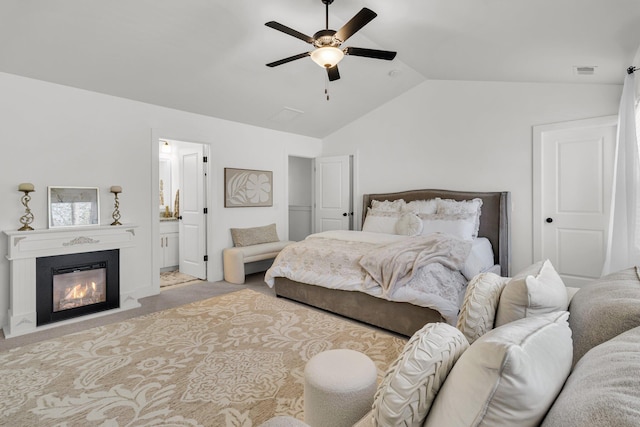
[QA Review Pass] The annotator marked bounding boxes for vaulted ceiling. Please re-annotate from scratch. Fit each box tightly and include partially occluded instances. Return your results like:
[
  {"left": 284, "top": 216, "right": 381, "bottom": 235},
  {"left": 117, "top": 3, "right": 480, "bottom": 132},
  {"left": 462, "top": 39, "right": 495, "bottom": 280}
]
[{"left": 1, "top": 0, "right": 638, "bottom": 138}]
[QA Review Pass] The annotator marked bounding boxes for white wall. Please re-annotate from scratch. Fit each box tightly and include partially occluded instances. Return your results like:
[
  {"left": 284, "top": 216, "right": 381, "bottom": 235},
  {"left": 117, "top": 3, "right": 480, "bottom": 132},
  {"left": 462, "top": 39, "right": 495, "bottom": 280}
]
[
  {"left": 322, "top": 79, "right": 622, "bottom": 274},
  {"left": 0, "top": 72, "right": 321, "bottom": 328}
]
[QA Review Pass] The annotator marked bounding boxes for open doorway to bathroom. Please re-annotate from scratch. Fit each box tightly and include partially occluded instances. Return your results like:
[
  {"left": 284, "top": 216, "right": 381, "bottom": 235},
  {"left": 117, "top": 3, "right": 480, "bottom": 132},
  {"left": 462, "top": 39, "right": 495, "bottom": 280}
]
[{"left": 158, "top": 139, "right": 208, "bottom": 289}]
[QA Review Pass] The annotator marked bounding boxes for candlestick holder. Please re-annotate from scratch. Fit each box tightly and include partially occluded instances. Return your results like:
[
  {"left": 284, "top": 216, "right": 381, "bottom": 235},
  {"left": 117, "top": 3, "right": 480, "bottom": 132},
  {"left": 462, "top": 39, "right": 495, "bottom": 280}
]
[
  {"left": 110, "top": 186, "right": 122, "bottom": 226},
  {"left": 17, "top": 183, "right": 35, "bottom": 231}
]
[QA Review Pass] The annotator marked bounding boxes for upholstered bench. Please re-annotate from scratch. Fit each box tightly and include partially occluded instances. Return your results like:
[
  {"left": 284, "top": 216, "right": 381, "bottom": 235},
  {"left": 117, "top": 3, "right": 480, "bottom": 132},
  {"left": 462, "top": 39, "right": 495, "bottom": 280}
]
[
  {"left": 223, "top": 240, "right": 292, "bottom": 284},
  {"left": 223, "top": 223, "right": 293, "bottom": 284}
]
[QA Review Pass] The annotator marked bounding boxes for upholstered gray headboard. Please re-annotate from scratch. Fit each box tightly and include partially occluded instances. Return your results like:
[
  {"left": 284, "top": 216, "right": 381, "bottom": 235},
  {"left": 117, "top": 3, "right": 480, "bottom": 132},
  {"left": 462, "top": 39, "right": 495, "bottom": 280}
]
[{"left": 362, "top": 189, "right": 511, "bottom": 276}]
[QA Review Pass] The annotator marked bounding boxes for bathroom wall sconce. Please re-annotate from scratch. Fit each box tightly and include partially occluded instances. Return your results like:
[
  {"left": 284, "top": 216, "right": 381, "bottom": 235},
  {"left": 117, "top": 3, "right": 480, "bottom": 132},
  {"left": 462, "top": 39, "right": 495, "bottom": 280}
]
[
  {"left": 110, "top": 186, "right": 122, "bottom": 226},
  {"left": 17, "top": 182, "right": 35, "bottom": 231}
]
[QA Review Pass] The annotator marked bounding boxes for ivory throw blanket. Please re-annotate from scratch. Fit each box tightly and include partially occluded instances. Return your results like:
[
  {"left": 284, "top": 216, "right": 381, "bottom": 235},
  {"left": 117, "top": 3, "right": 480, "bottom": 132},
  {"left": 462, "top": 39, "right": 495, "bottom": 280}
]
[
  {"left": 359, "top": 234, "right": 472, "bottom": 296},
  {"left": 265, "top": 231, "right": 472, "bottom": 324}
]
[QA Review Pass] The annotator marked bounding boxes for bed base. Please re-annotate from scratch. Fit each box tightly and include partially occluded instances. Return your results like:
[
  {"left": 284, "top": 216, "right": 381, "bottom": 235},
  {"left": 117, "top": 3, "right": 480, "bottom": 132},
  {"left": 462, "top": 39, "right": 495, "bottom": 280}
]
[{"left": 274, "top": 277, "right": 443, "bottom": 337}]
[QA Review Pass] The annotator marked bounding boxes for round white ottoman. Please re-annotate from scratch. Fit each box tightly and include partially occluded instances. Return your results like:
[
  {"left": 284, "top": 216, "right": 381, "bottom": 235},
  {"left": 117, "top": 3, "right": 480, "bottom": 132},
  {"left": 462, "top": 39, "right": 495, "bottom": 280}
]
[{"left": 304, "top": 349, "right": 378, "bottom": 427}]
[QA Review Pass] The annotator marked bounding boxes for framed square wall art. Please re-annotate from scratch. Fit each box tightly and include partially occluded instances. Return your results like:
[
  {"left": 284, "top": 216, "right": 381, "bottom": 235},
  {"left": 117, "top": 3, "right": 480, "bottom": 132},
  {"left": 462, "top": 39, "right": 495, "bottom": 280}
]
[
  {"left": 48, "top": 186, "right": 100, "bottom": 228},
  {"left": 224, "top": 168, "right": 273, "bottom": 207}
]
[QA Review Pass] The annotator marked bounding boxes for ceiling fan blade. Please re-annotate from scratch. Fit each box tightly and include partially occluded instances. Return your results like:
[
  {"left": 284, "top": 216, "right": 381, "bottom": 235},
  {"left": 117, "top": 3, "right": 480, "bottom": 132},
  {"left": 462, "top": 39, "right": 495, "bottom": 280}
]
[
  {"left": 334, "top": 8, "right": 377, "bottom": 43},
  {"left": 266, "top": 52, "right": 311, "bottom": 67},
  {"left": 265, "top": 21, "right": 314, "bottom": 45},
  {"left": 344, "top": 47, "right": 397, "bottom": 60},
  {"left": 327, "top": 65, "right": 340, "bottom": 81}
]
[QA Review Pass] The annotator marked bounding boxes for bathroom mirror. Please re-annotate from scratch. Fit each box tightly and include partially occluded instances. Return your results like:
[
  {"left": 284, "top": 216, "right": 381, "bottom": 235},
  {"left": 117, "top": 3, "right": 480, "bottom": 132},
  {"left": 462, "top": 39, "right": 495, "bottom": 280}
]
[{"left": 159, "top": 159, "right": 172, "bottom": 216}]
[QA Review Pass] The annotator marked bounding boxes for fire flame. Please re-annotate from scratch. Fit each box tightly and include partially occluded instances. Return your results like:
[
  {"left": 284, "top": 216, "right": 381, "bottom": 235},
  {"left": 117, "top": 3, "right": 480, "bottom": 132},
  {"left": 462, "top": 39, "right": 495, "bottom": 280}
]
[{"left": 64, "top": 282, "right": 97, "bottom": 300}]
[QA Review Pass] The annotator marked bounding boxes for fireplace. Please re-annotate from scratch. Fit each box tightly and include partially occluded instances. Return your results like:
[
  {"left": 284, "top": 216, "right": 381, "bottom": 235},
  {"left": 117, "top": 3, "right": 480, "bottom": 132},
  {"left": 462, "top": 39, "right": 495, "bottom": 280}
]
[{"left": 36, "top": 250, "right": 120, "bottom": 326}]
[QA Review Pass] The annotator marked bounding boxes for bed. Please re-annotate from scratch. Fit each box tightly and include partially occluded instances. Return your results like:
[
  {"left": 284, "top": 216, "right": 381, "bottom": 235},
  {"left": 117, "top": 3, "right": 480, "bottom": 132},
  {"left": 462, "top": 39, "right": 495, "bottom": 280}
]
[{"left": 266, "top": 189, "right": 511, "bottom": 337}]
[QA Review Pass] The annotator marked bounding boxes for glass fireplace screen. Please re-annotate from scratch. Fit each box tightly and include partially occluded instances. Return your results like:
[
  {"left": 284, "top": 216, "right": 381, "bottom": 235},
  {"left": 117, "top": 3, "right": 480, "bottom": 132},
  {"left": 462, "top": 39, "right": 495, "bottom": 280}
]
[{"left": 52, "top": 262, "right": 107, "bottom": 312}]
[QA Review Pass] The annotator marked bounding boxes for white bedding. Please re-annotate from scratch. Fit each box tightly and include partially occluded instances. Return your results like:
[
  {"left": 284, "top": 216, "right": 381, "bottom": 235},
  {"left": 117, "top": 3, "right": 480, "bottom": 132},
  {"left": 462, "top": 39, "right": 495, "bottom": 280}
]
[{"left": 264, "top": 230, "right": 497, "bottom": 324}]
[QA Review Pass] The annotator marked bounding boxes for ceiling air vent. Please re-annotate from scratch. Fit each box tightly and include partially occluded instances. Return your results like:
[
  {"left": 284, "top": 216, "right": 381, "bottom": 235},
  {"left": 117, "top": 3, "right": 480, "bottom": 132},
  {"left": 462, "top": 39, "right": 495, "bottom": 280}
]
[
  {"left": 573, "top": 66, "right": 597, "bottom": 76},
  {"left": 270, "top": 107, "right": 304, "bottom": 123}
]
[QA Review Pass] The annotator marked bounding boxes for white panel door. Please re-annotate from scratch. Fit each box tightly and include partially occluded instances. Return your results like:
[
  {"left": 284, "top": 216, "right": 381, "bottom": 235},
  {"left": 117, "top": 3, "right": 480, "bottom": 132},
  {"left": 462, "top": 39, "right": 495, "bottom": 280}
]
[
  {"left": 314, "top": 155, "right": 352, "bottom": 232},
  {"left": 533, "top": 116, "right": 617, "bottom": 287},
  {"left": 179, "top": 145, "right": 207, "bottom": 279}
]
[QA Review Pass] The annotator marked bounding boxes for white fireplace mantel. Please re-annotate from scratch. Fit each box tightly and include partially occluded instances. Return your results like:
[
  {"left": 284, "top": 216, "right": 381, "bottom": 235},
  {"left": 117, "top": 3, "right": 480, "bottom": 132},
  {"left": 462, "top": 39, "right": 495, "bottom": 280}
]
[{"left": 3, "top": 224, "right": 140, "bottom": 338}]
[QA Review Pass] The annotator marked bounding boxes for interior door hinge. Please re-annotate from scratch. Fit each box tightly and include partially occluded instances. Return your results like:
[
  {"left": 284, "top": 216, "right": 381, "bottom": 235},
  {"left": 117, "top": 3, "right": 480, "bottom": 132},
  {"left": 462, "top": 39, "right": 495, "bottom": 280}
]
[
  {"left": 203, "top": 156, "right": 208, "bottom": 163},
  {"left": 203, "top": 208, "right": 208, "bottom": 214},
  {"left": 204, "top": 255, "right": 208, "bottom": 262}
]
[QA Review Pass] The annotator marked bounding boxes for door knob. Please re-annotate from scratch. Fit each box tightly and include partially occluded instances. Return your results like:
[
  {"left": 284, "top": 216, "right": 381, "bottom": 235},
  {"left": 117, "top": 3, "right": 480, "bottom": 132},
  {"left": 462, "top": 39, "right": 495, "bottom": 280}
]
[
  {"left": 546, "top": 217, "right": 553, "bottom": 223},
  {"left": 342, "top": 213, "right": 348, "bottom": 217}
]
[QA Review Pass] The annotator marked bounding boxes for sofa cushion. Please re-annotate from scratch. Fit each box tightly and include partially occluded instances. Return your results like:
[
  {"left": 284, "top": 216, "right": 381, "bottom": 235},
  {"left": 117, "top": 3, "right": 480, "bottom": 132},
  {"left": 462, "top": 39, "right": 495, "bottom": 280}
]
[
  {"left": 541, "top": 325, "right": 640, "bottom": 427},
  {"left": 372, "top": 323, "right": 469, "bottom": 427},
  {"left": 230, "top": 223, "right": 279, "bottom": 247},
  {"left": 456, "top": 272, "right": 510, "bottom": 344},
  {"left": 495, "top": 259, "right": 568, "bottom": 327},
  {"left": 424, "top": 312, "right": 572, "bottom": 427},
  {"left": 568, "top": 266, "right": 640, "bottom": 366}
]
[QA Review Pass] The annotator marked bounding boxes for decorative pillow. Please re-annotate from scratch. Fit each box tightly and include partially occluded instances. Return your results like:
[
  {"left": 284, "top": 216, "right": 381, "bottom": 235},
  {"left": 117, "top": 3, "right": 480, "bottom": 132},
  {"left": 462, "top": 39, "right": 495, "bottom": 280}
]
[
  {"left": 230, "top": 223, "right": 279, "bottom": 247},
  {"left": 362, "top": 208, "right": 402, "bottom": 234},
  {"left": 395, "top": 212, "right": 423, "bottom": 236},
  {"left": 425, "top": 312, "right": 573, "bottom": 427},
  {"left": 494, "top": 259, "right": 568, "bottom": 327},
  {"left": 437, "top": 197, "right": 483, "bottom": 217},
  {"left": 456, "top": 272, "right": 510, "bottom": 344},
  {"left": 437, "top": 198, "right": 483, "bottom": 237},
  {"left": 371, "top": 199, "right": 406, "bottom": 212},
  {"left": 541, "top": 325, "right": 640, "bottom": 427},
  {"left": 418, "top": 213, "right": 476, "bottom": 241},
  {"left": 372, "top": 323, "right": 469, "bottom": 427},
  {"left": 568, "top": 266, "right": 640, "bottom": 367},
  {"left": 403, "top": 198, "right": 439, "bottom": 215}
]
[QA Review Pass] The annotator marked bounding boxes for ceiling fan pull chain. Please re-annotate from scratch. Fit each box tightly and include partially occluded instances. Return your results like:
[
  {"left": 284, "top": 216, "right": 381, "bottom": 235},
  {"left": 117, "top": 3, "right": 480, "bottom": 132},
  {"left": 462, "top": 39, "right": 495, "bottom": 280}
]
[{"left": 325, "top": 74, "right": 330, "bottom": 101}]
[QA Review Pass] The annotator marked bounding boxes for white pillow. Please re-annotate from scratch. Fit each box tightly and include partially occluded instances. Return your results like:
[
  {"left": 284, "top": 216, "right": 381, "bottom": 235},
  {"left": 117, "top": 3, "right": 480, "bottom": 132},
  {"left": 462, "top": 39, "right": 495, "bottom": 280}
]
[
  {"left": 371, "top": 199, "right": 406, "bottom": 212},
  {"left": 373, "top": 323, "right": 469, "bottom": 427},
  {"left": 419, "top": 213, "right": 476, "bottom": 241},
  {"left": 437, "top": 198, "right": 483, "bottom": 238},
  {"left": 395, "top": 212, "right": 423, "bottom": 236},
  {"left": 403, "top": 198, "right": 439, "bottom": 214},
  {"left": 495, "top": 259, "right": 569, "bottom": 327},
  {"left": 460, "top": 237, "right": 495, "bottom": 280},
  {"left": 362, "top": 208, "right": 402, "bottom": 234},
  {"left": 456, "top": 272, "right": 510, "bottom": 344},
  {"left": 425, "top": 312, "right": 573, "bottom": 427}
]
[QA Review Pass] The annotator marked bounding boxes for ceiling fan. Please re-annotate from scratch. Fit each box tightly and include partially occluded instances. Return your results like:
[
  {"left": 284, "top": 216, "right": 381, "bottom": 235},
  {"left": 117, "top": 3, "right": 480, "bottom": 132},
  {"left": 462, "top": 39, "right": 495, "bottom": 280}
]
[{"left": 265, "top": 0, "right": 397, "bottom": 81}]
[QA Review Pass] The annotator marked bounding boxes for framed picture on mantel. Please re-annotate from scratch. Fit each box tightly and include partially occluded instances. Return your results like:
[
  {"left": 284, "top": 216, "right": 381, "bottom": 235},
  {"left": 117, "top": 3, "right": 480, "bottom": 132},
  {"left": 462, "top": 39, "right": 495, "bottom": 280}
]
[
  {"left": 48, "top": 186, "right": 100, "bottom": 228},
  {"left": 224, "top": 168, "right": 273, "bottom": 207}
]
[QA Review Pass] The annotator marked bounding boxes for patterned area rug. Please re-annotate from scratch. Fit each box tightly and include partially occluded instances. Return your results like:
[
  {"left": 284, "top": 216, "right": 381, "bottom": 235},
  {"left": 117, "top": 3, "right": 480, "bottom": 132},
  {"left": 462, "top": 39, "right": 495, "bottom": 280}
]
[
  {"left": 0, "top": 289, "right": 406, "bottom": 426},
  {"left": 160, "top": 270, "right": 201, "bottom": 288}
]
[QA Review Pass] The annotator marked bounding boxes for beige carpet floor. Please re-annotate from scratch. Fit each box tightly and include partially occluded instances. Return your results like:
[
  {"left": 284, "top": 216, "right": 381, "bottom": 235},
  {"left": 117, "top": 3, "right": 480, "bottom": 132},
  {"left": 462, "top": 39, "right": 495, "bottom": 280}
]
[{"left": 0, "top": 287, "right": 406, "bottom": 426}]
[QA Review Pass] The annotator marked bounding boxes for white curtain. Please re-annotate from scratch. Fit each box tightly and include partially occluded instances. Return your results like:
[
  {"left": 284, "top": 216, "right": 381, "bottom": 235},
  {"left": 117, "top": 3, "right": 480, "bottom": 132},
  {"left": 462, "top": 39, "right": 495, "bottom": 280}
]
[{"left": 602, "top": 72, "right": 640, "bottom": 275}]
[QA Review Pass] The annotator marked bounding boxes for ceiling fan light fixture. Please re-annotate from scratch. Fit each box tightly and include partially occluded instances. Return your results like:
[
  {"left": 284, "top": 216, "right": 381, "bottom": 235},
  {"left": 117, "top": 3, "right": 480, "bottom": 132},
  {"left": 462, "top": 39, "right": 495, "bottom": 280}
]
[{"left": 310, "top": 47, "right": 344, "bottom": 68}]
